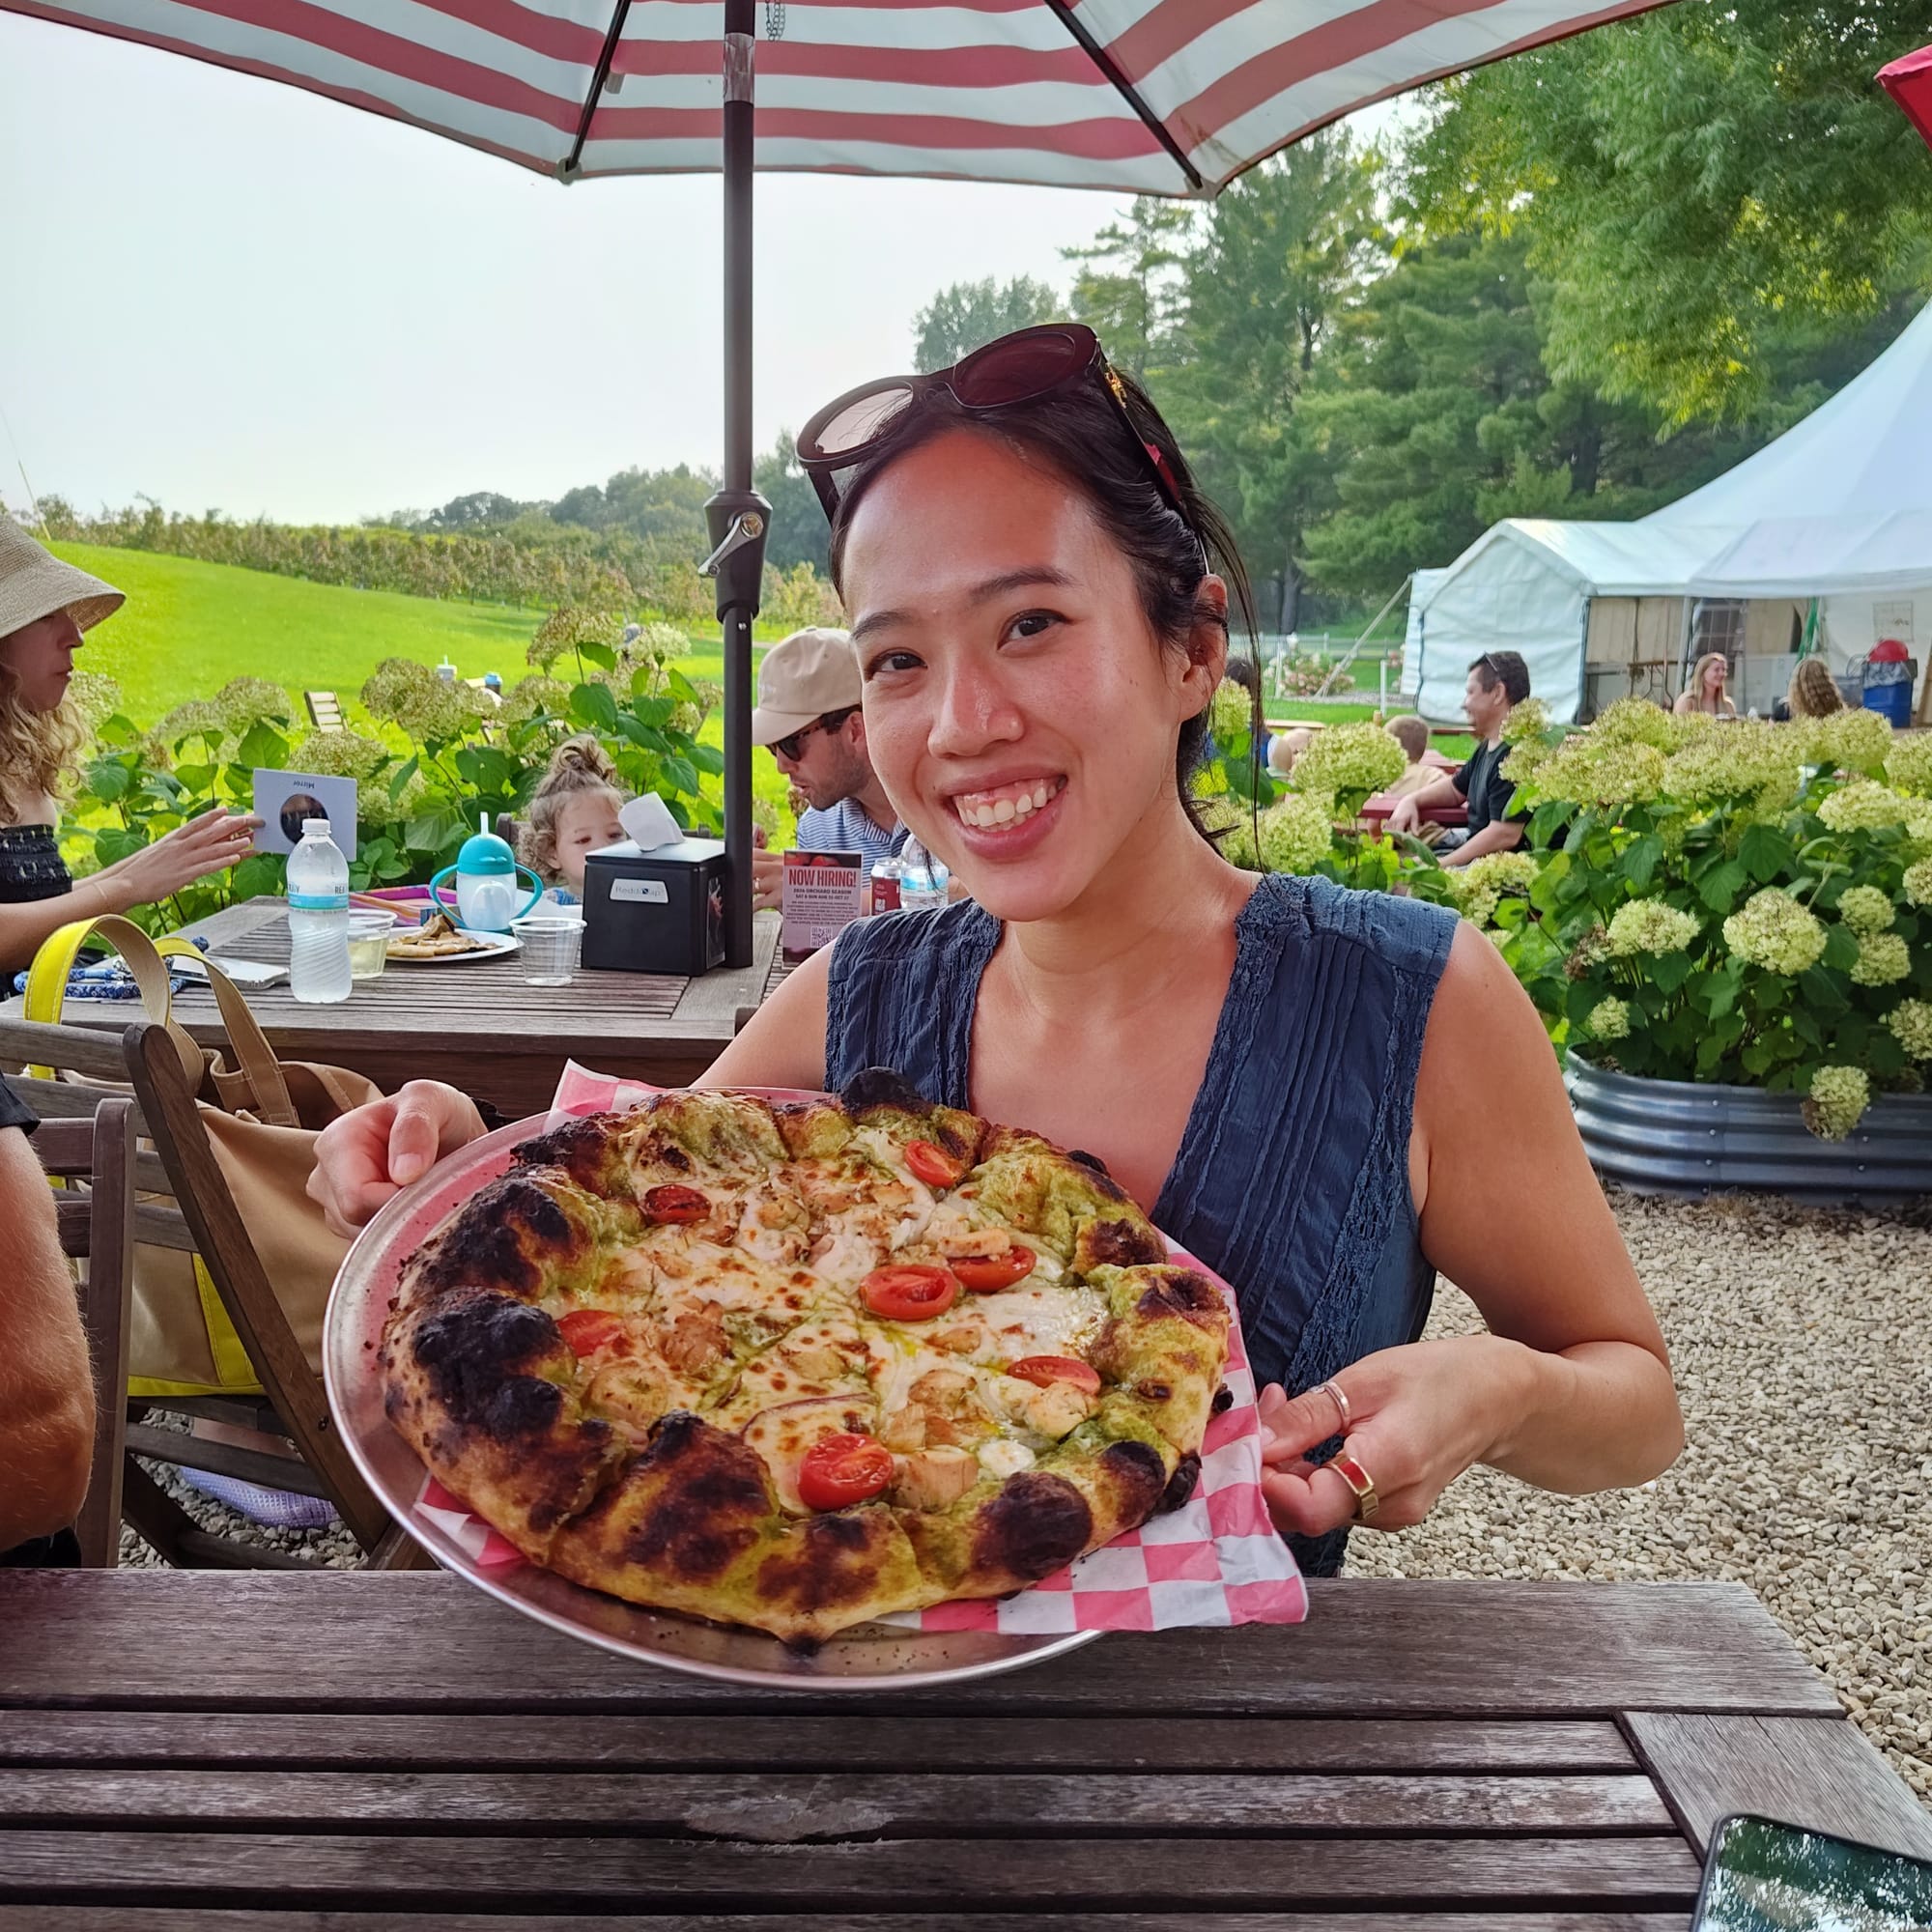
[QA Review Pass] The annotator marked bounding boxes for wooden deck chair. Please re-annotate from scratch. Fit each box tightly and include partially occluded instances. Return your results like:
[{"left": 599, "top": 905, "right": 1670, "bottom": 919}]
[
  {"left": 32, "top": 1098, "right": 135, "bottom": 1567},
  {"left": 303, "top": 691, "right": 344, "bottom": 731},
  {"left": 0, "top": 1014, "right": 428, "bottom": 1572}
]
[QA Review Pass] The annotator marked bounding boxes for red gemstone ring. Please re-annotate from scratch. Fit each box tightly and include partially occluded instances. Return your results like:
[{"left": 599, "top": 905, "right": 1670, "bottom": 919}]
[{"left": 1327, "top": 1449, "right": 1380, "bottom": 1524}]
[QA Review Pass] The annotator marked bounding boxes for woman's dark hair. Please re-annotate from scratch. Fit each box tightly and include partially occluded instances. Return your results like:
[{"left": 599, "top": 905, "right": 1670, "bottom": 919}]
[{"left": 825, "top": 365, "right": 1259, "bottom": 843}]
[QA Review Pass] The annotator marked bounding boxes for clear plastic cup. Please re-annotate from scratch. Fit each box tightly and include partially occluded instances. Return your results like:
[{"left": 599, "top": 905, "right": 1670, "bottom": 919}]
[
  {"left": 346, "top": 909, "right": 395, "bottom": 980},
  {"left": 511, "top": 912, "right": 585, "bottom": 986}
]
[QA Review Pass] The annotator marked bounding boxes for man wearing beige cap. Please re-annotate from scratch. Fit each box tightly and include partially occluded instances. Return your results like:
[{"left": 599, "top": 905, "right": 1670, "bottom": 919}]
[{"left": 750, "top": 626, "right": 904, "bottom": 912}]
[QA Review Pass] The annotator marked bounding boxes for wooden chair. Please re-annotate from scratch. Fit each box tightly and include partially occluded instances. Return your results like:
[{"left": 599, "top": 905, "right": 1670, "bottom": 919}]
[
  {"left": 303, "top": 691, "right": 344, "bottom": 731},
  {"left": 32, "top": 1098, "right": 135, "bottom": 1567},
  {"left": 0, "top": 1013, "right": 427, "bottom": 1571}
]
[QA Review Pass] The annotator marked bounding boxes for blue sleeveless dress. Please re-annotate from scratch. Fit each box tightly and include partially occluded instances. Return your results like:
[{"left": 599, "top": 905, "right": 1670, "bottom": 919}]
[{"left": 824, "top": 870, "right": 1460, "bottom": 1577}]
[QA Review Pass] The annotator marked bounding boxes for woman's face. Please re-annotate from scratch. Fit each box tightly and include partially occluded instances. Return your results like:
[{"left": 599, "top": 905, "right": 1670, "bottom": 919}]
[
  {"left": 840, "top": 428, "right": 1222, "bottom": 924},
  {"left": 0, "top": 610, "right": 82, "bottom": 714},
  {"left": 554, "top": 789, "right": 626, "bottom": 896},
  {"left": 1703, "top": 657, "right": 1726, "bottom": 695}
]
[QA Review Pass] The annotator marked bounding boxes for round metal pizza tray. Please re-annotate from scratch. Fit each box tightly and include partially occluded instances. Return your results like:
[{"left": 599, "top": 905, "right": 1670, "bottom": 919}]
[{"left": 324, "top": 1108, "right": 1103, "bottom": 1690}]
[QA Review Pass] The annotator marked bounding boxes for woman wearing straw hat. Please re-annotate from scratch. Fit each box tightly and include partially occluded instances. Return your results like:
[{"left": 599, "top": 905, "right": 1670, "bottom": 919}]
[{"left": 0, "top": 518, "right": 259, "bottom": 968}]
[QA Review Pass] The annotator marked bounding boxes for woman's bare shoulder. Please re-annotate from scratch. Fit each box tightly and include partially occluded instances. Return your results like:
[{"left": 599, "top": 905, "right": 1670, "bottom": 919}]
[{"left": 698, "top": 941, "right": 832, "bottom": 1092}]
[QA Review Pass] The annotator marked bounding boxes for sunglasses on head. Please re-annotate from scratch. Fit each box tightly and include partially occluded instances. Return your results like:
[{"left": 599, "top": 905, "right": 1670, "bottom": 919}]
[
  {"left": 796, "top": 323, "right": 1198, "bottom": 551},
  {"left": 770, "top": 706, "right": 857, "bottom": 763}
]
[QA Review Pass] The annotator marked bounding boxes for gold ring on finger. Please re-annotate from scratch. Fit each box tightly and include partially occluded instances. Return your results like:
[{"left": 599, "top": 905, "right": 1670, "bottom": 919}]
[{"left": 1327, "top": 1449, "right": 1380, "bottom": 1524}]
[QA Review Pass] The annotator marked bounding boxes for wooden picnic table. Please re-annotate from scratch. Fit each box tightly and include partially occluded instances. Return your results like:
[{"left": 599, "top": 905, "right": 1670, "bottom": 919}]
[
  {"left": 23, "top": 896, "right": 783, "bottom": 1119},
  {"left": 1, "top": 1570, "right": 1927, "bottom": 1925}
]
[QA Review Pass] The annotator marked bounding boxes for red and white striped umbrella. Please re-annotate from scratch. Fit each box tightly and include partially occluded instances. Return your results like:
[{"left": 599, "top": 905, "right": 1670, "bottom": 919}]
[
  {"left": 2, "top": 0, "right": 1667, "bottom": 193},
  {"left": 4, "top": 0, "right": 1673, "bottom": 964}
]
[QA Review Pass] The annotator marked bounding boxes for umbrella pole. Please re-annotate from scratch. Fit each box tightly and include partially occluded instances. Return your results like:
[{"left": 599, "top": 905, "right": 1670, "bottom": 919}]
[{"left": 702, "top": 0, "right": 769, "bottom": 971}]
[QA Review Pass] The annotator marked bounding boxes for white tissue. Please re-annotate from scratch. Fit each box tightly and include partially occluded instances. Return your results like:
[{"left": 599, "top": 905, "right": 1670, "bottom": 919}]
[{"left": 618, "top": 792, "right": 684, "bottom": 851}]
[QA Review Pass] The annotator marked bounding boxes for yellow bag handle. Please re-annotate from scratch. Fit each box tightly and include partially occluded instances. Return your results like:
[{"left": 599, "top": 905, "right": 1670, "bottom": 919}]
[
  {"left": 25, "top": 912, "right": 300, "bottom": 1126},
  {"left": 25, "top": 913, "right": 270, "bottom": 1397},
  {"left": 25, "top": 914, "right": 204, "bottom": 1087}
]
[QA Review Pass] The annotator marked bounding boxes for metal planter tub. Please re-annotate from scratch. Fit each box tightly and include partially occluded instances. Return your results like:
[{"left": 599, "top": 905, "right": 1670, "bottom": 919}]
[{"left": 1567, "top": 1058, "right": 1932, "bottom": 1205}]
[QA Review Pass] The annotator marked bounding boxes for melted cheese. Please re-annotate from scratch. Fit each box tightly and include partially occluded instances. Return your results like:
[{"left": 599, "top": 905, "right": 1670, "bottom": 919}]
[
  {"left": 977, "top": 1438, "right": 1036, "bottom": 1479},
  {"left": 955, "top": 1283, "right": 1105, "bottom": 1364}
]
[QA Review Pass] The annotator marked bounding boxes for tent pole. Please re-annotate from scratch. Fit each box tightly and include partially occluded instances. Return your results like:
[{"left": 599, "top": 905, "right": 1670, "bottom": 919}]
[{"left": 702, "top": 0, "right": 770, "bottom": 971}]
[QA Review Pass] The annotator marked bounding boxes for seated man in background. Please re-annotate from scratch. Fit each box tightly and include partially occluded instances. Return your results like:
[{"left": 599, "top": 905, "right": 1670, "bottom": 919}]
[
  {"left": 0, "top": 1070, "right": 94, "bottom": 1567},
  {"left": 1387, "top": 651, "right": 1532, "bottom": 868},
  {"left": 750, "top": 627, "right": 905, "bottom": 912}
]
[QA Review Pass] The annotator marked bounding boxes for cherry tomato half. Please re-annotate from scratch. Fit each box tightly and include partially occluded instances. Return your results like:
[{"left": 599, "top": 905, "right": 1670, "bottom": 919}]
[
  {"left": 797, "top": 1433, "right": 895, "bottom": 1512},
  {"left": 643, "top": 1183, "right": 710, "bottom": 1224},
  {"left": 905, "top": 1139, "right": 966, "bottom": 1189},
  {"left": 1007, "top": 1356, "right": 1101, "bottom": 1395},
  {"left": 556, "top": 1308, "right": 628, "bottom": 1357},
  {"left": 860, "top": 1264, "right": 959, "bottom": 1321},
  {"left": 951, "top": 1247, "right": 1037, "bottom": 1293}
]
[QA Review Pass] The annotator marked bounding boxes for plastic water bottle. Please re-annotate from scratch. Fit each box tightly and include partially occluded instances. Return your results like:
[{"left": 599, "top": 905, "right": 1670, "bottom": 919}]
[
  {"left": 287, "top": 818, "right": 352, "bottom": 1005},
  {"left": 898, "top": 837, "right": 950, "bottom": 914}
]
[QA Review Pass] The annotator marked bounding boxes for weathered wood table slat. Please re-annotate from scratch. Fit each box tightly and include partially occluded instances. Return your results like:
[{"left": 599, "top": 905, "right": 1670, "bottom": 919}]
[
  {"left": 1, "top": 1571, "right": 1925, "bottom": 1926},
  {"left": 25, "top": 898, "right": 782, "bottom": 1116}
]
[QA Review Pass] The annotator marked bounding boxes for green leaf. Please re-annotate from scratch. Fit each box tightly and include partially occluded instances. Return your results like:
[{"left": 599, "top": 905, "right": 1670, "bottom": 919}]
[
  {"left": 1738, "top": 821, "right": 1793, "bottom": 884},
  {"left": 1705, "top": 959, "right": 1745, "bottom": 1019},
  {"left": 1797, "top": 966, "right": 1849, "bottom": 1014},
  {"left": 93, "top": 827, "right": 147, "bottom": 866},
  {"left": 1650, "top": 951, "right": 1693, "bottom": 995},
  {"left": 99, "top": 713, "right": 141, "bottom": 747},
  {"left": 663, "top": 754, "right": 700, "bottom": 798},
  {"left": 630, "top": 693, "right": 676, "bottom": 727},
  {"left": 84, "top": 756, "right": 131, "bottom": 803},
  {"left": 231, "top": 853, "right": 283, "bottom": 901},
  {"left": 1620, "top": 835, "right": 1663, "bottom": 890},
  {"left": 665, "top": 668, "right": 699, "bottom": 705},
  {"left": 1697, "top": 859, "right": 1748, "bottom": 913},
  {"left": 387, "top": 753, "right": 420, "bottom": 803},
  {"left": 173, "top": 763, "right": 217, "bottom": 794},
  {"left": 569, "top": 682, "right": 619, "bottom": 731},
  {"left": 691, "top": 743, "right": 724, "bottom": 776},
  {"left": 618, "top": 718, "right": 673, "bottom": 756},
  {"left": 1821, "top": 923, "right": 1860, "bottom": 973},
  {"left": 235, "top": 722, "right": 288, "bottom": 769},
  {"left": 578, "top": 641, "right": 617, "bottom": 670}
]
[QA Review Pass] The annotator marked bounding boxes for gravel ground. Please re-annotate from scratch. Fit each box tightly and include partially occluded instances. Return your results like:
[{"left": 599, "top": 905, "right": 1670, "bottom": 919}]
[
  {"left": 121, "top": 1190, "right": 1929, "bottom": 1805},
  {"left": 1350, "top": 1188, "right": 1932, "bottom": 1806}
]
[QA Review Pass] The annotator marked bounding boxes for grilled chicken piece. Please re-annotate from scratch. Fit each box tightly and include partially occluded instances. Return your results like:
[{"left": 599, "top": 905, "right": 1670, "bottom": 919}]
[{"left": 893, "top": 1446, "right": 978, "bottom": 1509}]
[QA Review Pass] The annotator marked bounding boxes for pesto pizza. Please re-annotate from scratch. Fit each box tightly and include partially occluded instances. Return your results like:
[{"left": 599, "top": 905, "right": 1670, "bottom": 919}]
[{"left": 381, "top": 1071, "right": 1231, "bottom": 1645}]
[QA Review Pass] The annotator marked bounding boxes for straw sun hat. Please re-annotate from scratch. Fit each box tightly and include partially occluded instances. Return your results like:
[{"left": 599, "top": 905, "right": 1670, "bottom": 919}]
[{"left": 0, "top": 516, "right": 125, "bottom": 639}]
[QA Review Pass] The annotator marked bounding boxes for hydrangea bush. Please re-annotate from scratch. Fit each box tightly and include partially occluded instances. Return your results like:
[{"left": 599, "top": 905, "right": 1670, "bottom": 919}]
[
  {"left": 64, "top": 611, "right": 724, "bottom": 931},
  {"left": 1498, "top": 705, "right": 1932, "bottom": 1140}
]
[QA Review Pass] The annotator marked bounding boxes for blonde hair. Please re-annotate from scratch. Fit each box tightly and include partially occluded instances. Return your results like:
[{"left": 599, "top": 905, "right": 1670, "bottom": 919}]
[
  {"left": 0, "top": 659, "right": 85, "bottom": 821},
  {"left": 1689, "top": 651, "right": 1730, "bottom": 707},
  {"left": 1788, "top": 656, "right": 1844, "bottom": 721},
  {"left": 1385, "top": 715, "right": 1430, "bottom": 761},
  {"left": 519, "top": 733, "right": 625, "bottom": 887}
]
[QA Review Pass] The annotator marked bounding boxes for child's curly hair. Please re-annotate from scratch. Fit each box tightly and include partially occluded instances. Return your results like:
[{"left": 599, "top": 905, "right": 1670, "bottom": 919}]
[{"left": 519, "top": 734, "right": 625, "bottom": 887}]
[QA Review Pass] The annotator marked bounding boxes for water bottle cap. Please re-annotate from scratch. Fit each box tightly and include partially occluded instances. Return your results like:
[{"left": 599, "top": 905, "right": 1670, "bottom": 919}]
[{"left": 301, "top": 818, "right": 331, "bottom": 837}]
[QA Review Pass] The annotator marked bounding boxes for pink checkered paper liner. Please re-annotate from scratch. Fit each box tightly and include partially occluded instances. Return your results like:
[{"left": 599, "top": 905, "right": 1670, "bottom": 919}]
[{"left": 408, "top": 1063, "right": 1308, "bottom": 1633}]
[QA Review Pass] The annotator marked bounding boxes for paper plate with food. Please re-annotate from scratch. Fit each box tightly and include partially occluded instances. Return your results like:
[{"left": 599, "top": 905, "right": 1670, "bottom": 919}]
[
  {"left": 384, "top": 911, "right": 518, "bottom": 964},
  {"left": 324, "top": 1069, "right": 1305, "bottom": 1688}
]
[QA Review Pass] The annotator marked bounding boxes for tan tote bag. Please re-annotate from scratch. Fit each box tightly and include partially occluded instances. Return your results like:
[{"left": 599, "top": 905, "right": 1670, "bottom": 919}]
[{"left": 26, "top": 913, "right": 383, "bottom": 1396}]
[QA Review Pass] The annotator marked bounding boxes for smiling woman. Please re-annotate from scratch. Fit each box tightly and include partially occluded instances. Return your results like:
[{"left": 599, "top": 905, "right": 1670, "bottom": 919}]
[
  {"left": 0, "top": 518, "right": 260, "bottom": 969},
  {"left": 309, "top": 327, "right": 1686, "bottom": 1584}
]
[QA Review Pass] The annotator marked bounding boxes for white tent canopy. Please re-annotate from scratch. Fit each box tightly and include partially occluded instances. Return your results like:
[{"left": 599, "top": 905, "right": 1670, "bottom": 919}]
[{"left": 1409, "top": 298, "right": 1932, "bottom": 723}]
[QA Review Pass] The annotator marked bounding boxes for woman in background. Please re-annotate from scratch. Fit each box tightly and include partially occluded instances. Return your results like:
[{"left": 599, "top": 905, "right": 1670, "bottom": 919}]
[
  {"left": 1673, "top": 652, "right": 1736, "bottom": 719},
  {"left": 1786, "top": 655, "right": 1846, "bottom": 722},
  {"left": 0, "top": 519, "right": 258, "bottom": 970},
  {"left": 518, "top": 734, "right": 628, "bottom": 901}
]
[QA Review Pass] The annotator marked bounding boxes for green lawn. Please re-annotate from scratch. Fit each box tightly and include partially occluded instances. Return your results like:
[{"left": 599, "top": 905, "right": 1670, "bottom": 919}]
[{"left": 51, "top": 543, "right": 798, "bottom": 828}]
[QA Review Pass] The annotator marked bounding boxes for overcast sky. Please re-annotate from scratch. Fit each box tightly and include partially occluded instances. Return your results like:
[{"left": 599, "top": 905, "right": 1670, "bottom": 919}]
[{"left": 1, "top": 13, "right": 1157, "bottom": 526}]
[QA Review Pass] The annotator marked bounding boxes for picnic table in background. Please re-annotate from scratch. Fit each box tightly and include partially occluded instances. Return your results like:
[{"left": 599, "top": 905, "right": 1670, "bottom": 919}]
[
  {"left": 1, "top": 1570, "right": 1928, "bottom": 1922},
  {"left": 17, "top": 895, "right": 782, "bottom": 1119},
  {"left": 1361, "top": 792, "right": 1471, "bottom": 832}
]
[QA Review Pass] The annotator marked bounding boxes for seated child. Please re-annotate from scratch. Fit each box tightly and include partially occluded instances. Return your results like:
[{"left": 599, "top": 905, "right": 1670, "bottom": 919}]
[
  {"left": 1382, "top": 716, "right": 1437, "bottom": 800},
  {"left": 520, "top": 735, "right": 628, "bottom": 901}
]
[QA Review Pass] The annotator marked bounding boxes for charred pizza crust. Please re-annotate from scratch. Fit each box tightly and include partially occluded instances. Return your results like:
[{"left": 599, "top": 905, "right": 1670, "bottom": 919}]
[{"left": 382, "top": 1070, "right": 1231, "bottom": 1644}]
